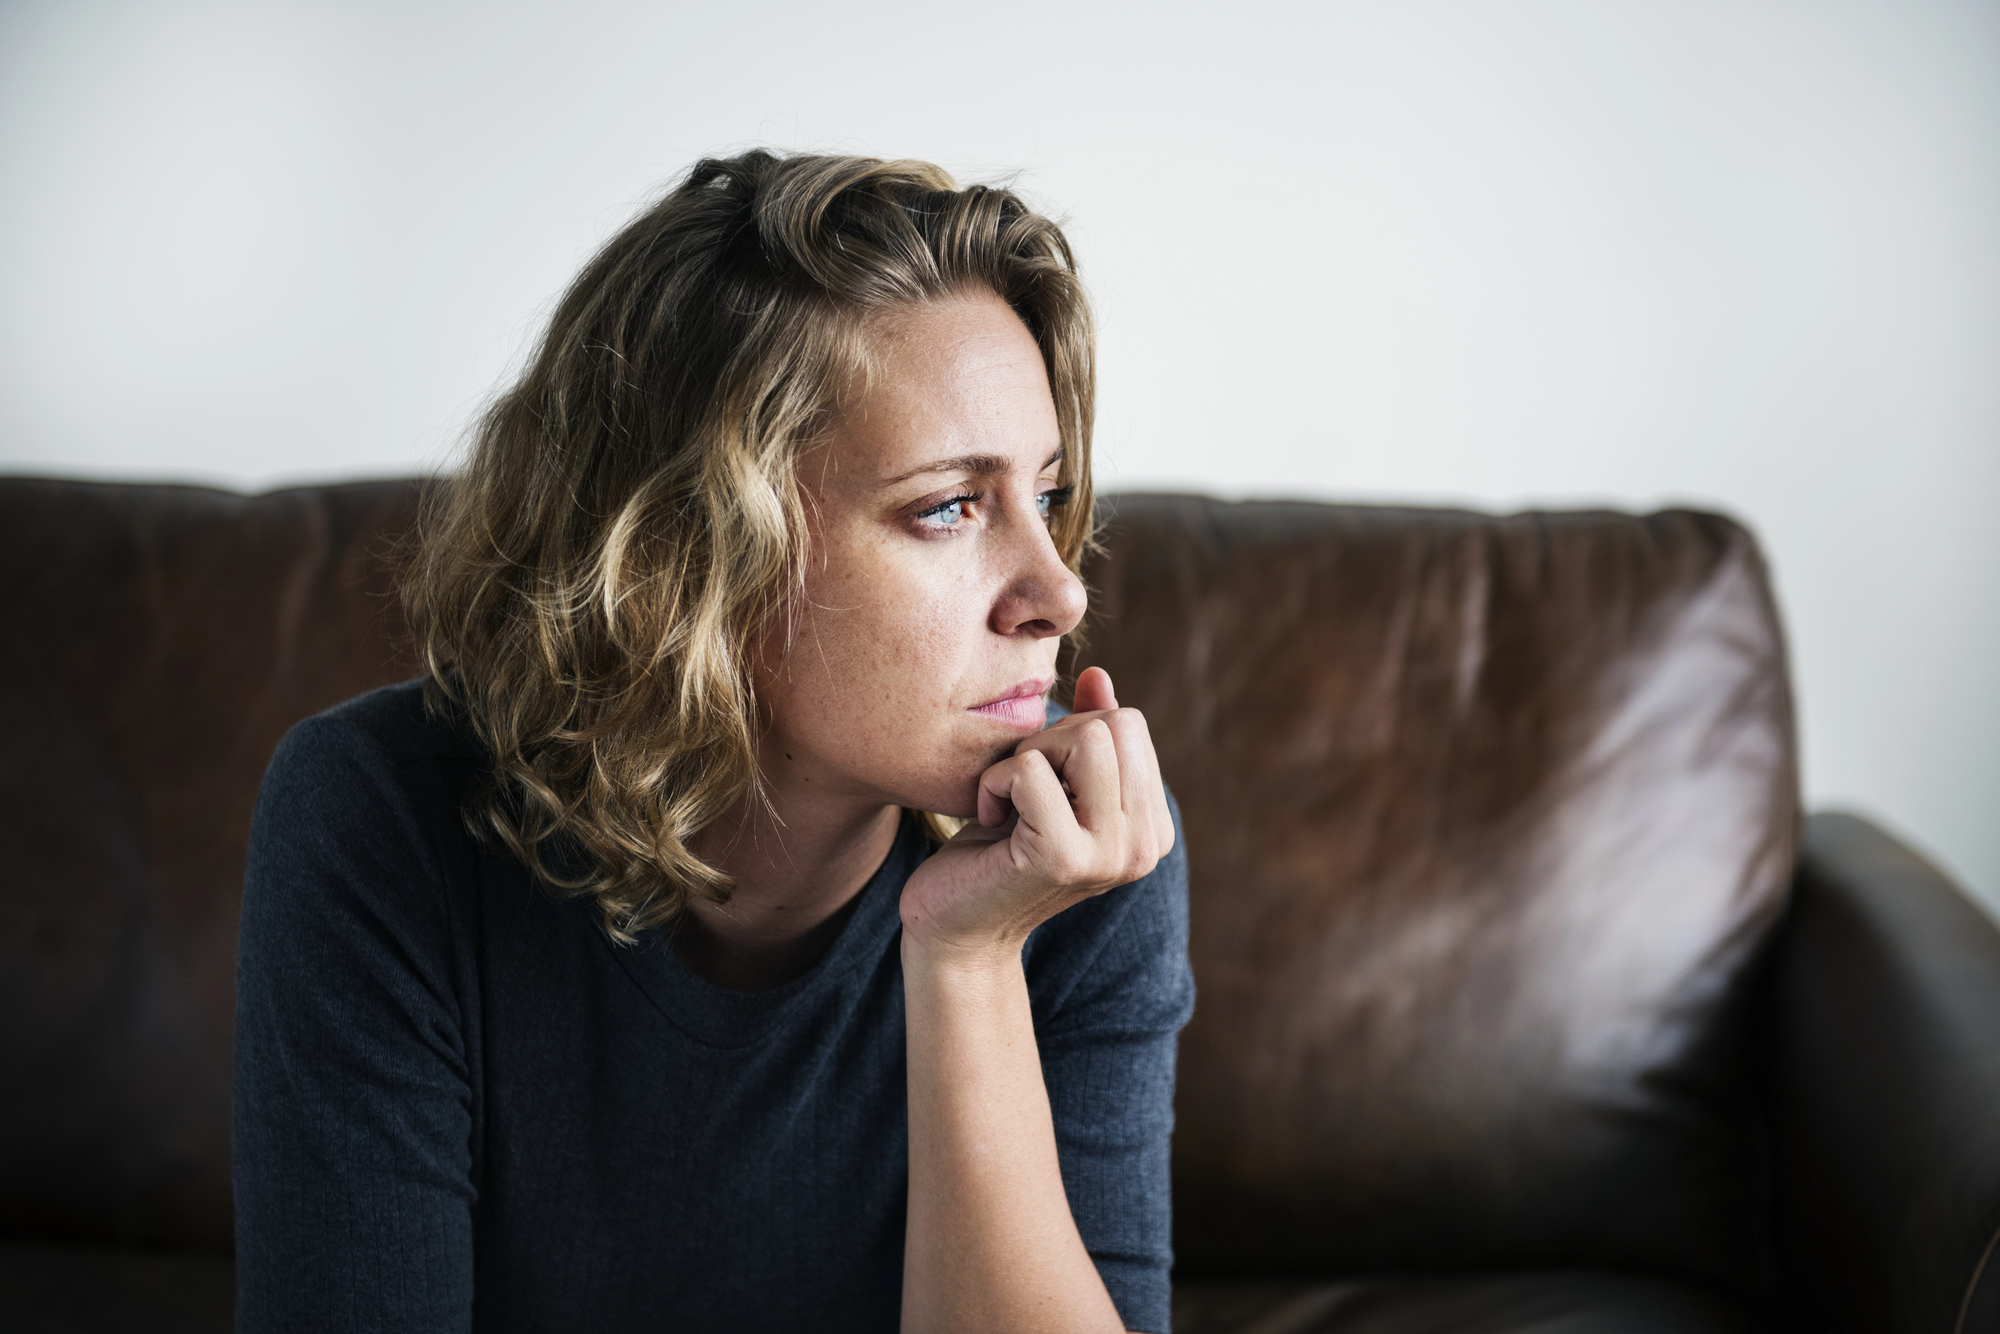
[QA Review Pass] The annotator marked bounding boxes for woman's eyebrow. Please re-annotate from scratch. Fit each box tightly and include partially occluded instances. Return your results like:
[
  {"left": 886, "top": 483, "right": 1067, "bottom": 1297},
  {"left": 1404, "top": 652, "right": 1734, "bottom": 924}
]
[{"left": 880, "top": 448, "right": 1065, "bottom": 487}]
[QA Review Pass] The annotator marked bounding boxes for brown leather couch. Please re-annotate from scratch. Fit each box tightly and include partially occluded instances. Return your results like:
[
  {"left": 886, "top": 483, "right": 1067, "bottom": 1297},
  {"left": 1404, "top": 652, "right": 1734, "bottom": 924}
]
[{"left": 3, "top": 477, "right": 1997, "bottom": 1333}]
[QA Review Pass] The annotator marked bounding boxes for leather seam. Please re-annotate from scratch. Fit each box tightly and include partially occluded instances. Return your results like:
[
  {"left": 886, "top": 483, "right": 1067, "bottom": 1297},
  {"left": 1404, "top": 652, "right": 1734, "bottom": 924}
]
[{"left": 1954, "top": 1219, "right": 2000, "bottom": 1334}]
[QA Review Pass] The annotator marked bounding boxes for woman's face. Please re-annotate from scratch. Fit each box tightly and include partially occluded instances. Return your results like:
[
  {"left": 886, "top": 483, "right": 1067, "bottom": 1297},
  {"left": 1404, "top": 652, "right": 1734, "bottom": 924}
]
[{"left": 759, "top": 290, "right": 1086, "bottom": 820}]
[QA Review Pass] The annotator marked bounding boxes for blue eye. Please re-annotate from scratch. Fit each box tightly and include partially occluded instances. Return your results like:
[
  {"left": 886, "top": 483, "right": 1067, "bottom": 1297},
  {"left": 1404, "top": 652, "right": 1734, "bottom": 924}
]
[
  {"left": 918, "top": 496, "right": 973, "bottom": 529},
  {"left": 1037, "top": 486, "right": 1074, "bottom": 521}
]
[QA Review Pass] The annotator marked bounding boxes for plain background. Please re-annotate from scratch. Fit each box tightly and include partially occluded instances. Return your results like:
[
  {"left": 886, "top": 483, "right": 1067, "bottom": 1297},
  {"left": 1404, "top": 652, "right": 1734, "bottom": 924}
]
[{"left": 3, "top": 0, "right": 1995, "bottom": 911}]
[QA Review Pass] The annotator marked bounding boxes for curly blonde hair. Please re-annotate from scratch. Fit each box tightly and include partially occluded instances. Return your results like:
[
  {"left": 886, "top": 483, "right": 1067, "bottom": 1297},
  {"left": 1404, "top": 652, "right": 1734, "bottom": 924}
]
[{"left": 402, "top": 150, "right": 1096, "bottom": 941}]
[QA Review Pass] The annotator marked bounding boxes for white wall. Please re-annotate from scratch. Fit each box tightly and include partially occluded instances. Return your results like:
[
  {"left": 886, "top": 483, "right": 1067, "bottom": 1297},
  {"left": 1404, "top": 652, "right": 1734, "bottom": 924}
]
[{"left": 4, "top": 0, "right": 1996, "bottom": 910}]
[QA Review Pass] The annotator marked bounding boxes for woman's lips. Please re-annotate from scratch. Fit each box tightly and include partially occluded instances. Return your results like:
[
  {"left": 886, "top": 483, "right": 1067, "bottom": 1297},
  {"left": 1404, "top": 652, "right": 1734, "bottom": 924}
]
[{"left": 970, "top": 679, "right": 1053, "bottom": 731}]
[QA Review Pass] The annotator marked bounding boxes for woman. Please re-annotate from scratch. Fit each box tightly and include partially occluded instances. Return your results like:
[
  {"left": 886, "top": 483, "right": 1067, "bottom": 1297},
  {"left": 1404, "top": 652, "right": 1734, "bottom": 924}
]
[{"left": 233, "top": 150, "right": 1191, "bottom": 1334}]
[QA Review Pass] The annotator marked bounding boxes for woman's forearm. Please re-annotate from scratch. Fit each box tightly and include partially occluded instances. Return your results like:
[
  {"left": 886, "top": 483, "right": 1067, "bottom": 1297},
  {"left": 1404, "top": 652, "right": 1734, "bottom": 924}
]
[{"left": 900, "top": 936, "right": 1128, "bottom": 1334}]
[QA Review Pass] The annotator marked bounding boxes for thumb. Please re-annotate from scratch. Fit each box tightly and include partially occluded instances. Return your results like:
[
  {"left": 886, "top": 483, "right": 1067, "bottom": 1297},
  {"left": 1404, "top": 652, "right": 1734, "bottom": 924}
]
[{"left": 1072, "top": 665, "right": 1118, "bottom": 713}]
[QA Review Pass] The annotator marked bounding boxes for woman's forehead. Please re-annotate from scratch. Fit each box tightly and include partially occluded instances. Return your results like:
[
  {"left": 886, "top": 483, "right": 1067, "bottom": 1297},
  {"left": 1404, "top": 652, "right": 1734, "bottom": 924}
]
[{"left": 823, "top": 297, "right": 1061, "bottom": 490}]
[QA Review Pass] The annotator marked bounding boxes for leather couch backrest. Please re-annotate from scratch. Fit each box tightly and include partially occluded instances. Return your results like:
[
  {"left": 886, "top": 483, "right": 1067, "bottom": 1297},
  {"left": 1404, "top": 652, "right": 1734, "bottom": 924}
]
[
  {"left": 0, "top": 479, "right": 423, "bottom": 1249},
  {"left": 0, "top": 481, "right": 1798, "bottom": 1289},
  {"left": 1071, "top": 496, "right": 1798, "bottom": 1296}
]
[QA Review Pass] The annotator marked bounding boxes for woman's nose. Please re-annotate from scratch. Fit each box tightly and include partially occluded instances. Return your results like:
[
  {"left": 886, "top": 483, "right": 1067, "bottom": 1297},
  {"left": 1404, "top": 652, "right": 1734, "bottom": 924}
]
[{"left": 991, "top": 511, "right": 1087, "bottom": 641}]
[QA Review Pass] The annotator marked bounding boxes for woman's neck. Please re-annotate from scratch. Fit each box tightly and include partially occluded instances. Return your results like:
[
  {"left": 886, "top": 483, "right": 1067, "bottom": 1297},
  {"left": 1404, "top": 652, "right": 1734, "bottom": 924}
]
[{"left": 676, "top": 783, "right": 904, "bottom": 992}]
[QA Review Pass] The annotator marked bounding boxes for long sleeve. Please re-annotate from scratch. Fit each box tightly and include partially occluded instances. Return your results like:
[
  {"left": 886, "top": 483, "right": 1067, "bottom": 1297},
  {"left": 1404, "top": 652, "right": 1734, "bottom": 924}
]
[
  {"left": 1026, "top": 791, "right": 1195, "bottom": 1334},
  {"left": 233, "top": 712, "right": 478, "bottom": 1333}
]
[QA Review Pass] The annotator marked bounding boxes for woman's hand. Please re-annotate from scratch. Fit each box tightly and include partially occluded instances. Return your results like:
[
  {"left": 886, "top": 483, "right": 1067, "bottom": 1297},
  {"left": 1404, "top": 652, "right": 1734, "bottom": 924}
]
[{"left": 900, "top": 667, "right": 1175, "bottom": 958}]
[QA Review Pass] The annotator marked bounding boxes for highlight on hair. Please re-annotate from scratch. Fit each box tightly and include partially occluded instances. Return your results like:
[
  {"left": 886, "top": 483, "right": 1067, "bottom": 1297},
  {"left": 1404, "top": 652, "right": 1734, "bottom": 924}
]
[{"left": 402, "top": 149, "right": 1096, "bottom": 941}]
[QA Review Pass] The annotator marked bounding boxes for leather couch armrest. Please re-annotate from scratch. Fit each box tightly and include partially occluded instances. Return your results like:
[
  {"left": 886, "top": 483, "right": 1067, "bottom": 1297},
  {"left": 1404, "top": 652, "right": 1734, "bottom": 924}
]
[{"left": 1771, "top": 811, "right": 2000, "bottom": 1333}]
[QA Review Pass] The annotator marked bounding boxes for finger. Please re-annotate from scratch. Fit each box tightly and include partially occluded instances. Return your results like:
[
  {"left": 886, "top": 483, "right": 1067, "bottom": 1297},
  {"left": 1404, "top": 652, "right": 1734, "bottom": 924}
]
[
  {"left": 946, "top": 816, "right": 1012, "bottom": 848},
  {"left": 993, "top": 749, "right": 1082, "bottom": 848},
  {"left": 1104, "top": 707, "right": 1174, "bottom": 860},
  {"left": 1090, "top": 708, "right": 1152, "bottom": 814},
  {"left": 978, "top": 746, "right": 1090, "bottom": 833},
  {"left": 1014, "top": 704, "right": 1168, "bottom": 865},
  {"left": 1012, "top": 715, "right": 1093, "bottom": 772},
  {"left": 1072, "top": 665, "right": 1118, "bottom": 714},
  {"left": 1013, "top": 716, "right": 1123, "bottom": 819},
  {"left": 1055, "top": 717, "right": 1123, "bottom": 834},
  {"left": 977, "top": 754, "right": 1026, "bottom": 827}
]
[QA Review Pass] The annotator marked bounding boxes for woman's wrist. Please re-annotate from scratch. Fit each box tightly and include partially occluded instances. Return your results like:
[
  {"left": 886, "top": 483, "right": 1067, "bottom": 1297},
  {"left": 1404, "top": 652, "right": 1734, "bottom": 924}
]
[{"left": 898, "top": 922, "right": 1029, "bottom": 984}]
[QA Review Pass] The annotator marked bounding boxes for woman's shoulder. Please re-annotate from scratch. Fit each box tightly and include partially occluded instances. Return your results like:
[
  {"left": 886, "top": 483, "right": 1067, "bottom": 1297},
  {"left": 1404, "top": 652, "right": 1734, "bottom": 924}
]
[
  {"left": 271, "top": 678, "right": 481, "bottom": 780},
  {"left": 237, "top": 683, "right": 485, "bottom": 1178},
  {"left": 249, "top": 679, "right": 486, "bottom": 930},
  {"left": 261, "top": 679, "right": 486, "bottom": 831}
]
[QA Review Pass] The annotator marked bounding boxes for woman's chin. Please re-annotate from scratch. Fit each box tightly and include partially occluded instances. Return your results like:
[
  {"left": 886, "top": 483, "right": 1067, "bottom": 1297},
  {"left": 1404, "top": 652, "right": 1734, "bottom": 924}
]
[
  {"left": 895, "top": 768, "right": 986, "bottom": 824},
  {"left": 918, "top": 784, "right": 982, "bottom": 824},
  {"left": 873, "top": 733, "right": 1021, "bottom": 823}
]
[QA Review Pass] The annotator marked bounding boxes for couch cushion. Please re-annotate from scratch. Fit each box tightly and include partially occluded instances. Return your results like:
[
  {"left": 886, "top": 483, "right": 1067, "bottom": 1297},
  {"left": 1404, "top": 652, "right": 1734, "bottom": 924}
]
[
  {"left": 1075, "top": 498, "right": 1796, "bottom": 1297},
  {"left": 1173, "top": 1271, "right": 1760, "bottom": 1333},
  {"left": 0, "top": 479, "right": 423, "bottom": 1248},
  {"left": 0, "top": 1242, "right": 232, "bottom": 1333}
]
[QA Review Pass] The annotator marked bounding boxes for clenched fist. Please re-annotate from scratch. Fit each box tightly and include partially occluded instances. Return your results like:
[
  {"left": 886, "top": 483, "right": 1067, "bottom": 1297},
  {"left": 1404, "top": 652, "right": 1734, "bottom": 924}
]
[{"left": 899, "top": 667, "right": 1175, "bottom": 957}]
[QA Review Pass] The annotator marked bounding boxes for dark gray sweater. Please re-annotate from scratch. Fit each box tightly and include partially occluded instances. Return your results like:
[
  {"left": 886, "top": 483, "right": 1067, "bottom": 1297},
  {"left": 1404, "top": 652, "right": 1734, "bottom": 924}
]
[{"left": 233, "top": 681, "right": 1192, "bottom": 1333}]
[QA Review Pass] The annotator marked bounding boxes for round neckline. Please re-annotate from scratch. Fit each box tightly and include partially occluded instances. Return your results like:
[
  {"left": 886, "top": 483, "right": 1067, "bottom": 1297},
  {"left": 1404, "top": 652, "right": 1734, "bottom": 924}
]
[{"left": 607, "top": 812, "right": 929, "bottom": 1050}]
